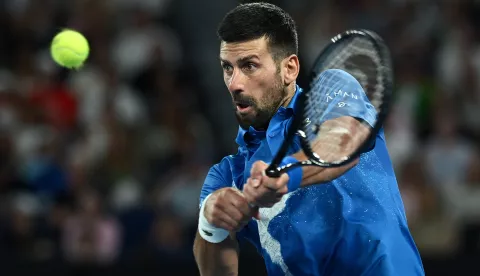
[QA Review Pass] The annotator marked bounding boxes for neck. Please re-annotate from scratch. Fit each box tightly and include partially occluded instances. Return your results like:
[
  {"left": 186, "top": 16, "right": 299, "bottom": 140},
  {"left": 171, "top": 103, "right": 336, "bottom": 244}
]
[{"left": 279, "top": 82, "right": 297, "bottom": 109}]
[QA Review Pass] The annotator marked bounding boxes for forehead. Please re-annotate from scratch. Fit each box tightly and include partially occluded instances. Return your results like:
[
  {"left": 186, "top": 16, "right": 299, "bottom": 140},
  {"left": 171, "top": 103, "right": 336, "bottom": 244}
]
[{"left": 220, "top": 37, "right": 270, "bottom": 61}]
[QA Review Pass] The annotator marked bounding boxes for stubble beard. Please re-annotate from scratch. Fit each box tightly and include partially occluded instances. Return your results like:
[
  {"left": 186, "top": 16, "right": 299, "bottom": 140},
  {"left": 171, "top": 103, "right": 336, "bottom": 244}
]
[{"left": 234, "top": 76, "right": 286, "bottom": 131}]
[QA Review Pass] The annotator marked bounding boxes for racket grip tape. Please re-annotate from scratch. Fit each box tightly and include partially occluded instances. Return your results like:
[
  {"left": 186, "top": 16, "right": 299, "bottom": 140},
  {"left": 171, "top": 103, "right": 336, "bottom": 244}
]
[
  {"left": 198, "top": 193, "right": 230, "bottom": 243},
  {"left": 280, "top": 156, "right": 303, "bottom": 192}
]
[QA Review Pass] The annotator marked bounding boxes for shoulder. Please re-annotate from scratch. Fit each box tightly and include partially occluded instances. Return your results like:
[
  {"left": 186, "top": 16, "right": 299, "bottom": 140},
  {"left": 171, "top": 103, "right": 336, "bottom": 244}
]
[
  {"left": 208, "top": 152, "right": 245, "bottom": 177},
  {"left": 205, "top": 155, "right": 233, "bottom": 182}
]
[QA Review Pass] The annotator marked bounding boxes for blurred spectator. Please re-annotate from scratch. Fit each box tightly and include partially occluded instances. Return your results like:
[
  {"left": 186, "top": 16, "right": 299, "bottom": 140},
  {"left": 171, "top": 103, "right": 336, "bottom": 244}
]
[
  {"left": 424, "top": 101, "right": 475, "bottom": 188},
  {"left": 155, "top": 161, "right": 208, "bottom": 226},
  {"left": 1, "top": 0, "right": 480, "bottom": 273},
  {"left": 1, "top": 193, "right": 42, "bottom": 262},
  {"left": 62, "top": 189, "right": 122, "bottom": 265},
  {"left": 399, "top": 157, "right": 460, "bottom": 257},
  {"left": 442, "top": 150, "right": 480, "bottom": 256}
]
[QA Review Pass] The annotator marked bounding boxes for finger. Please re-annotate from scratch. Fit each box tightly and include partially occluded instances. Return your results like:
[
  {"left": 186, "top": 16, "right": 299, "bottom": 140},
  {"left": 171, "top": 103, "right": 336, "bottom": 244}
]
[
  {"left": 224, "top": 199, "right": 248, "bottom": 223},
  {"left": 211, "top": 190, "right": 252, "bottom": 228},
  {"left": 245, "top": 177, "right": 261, "bottom": 190},
  {"left": 227, "top": 189, "right": 256, "bottom": 221},
  {"left": 251, "top": 185, "right": 280, "bottom": 207},
  {"left": 230, "top": 194, "right": 253, "bottom": 218},
  {"left": 230, "top": 187, "right": 263, "bottom": 221},
  {"left": 208, "top": 208, "right": 241, "bottom": 232},
  {"left": 243, "top": 183, "right": 265, "bottom": 206},
  {"left": 242, "top": 182, "right": 255, "bottom": 204},
  {"left": 251, "top": 177, "right": 261, "bottom": 188},
  {"left": 277, "top": 173, "right": 289, "bottom": 194},
  {"left": 260, "top": 174, "right": 281, "bottom": 190},
  {"left": 263, "top": 172, "right": 290, "bottom": 192},
  {"left": 250, "top": 161, "right": 268, "bottom": 178}
]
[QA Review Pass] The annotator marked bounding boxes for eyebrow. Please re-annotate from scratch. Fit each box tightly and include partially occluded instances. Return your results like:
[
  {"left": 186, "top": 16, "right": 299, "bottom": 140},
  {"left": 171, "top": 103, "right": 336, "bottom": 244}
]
[{"left": 220, "top": 54, "right": 260, "bottom": 65}]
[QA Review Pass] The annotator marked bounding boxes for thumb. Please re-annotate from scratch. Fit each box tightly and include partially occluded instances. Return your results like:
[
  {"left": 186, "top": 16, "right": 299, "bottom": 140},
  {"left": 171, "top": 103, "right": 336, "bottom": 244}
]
[
  {"left": 251, "top": 177, "right": 261, "bottom": 188},
  {"left": 250, "top": 160, "right": 268, "bottom": 176}
]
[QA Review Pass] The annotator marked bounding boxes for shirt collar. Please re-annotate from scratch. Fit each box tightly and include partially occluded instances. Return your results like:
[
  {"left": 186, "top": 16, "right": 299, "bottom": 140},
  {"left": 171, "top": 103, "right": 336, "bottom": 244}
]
[{"left": 235, "top": 85, "right": 303, "bottom": 147}]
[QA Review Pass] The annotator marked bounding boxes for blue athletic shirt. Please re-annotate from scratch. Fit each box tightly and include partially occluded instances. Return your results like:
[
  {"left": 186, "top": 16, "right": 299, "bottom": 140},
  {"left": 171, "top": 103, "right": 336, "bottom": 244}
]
[{"left": 199, "top": 69, "right": 424, "bottom": 276}]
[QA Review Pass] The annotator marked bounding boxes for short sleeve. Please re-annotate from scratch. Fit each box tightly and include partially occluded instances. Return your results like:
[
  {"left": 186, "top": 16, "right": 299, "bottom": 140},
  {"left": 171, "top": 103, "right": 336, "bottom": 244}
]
[
  {"left": 199, "top": 158, "right": 233, "bottom": 209},
  {"left": 317, "top": 69, "right": 376, "bottom": 127}
]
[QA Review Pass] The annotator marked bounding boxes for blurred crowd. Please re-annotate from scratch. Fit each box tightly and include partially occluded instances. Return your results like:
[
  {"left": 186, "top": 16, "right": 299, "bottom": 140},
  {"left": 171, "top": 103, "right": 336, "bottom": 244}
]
[{"left": 0, "top": 0, "right": 479, "bottom": 270}]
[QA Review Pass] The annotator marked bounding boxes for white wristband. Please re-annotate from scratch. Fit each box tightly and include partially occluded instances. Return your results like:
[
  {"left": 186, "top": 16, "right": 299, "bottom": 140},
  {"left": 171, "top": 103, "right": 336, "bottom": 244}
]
[{"left": 198, "top": 193, "right": 229, "bottom": 243}]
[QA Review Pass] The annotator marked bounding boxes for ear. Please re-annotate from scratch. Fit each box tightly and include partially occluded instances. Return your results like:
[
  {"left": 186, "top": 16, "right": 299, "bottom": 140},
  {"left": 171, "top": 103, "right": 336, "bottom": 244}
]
[{"left": 282, "top": 54, "right": 300, "bottom": 86}]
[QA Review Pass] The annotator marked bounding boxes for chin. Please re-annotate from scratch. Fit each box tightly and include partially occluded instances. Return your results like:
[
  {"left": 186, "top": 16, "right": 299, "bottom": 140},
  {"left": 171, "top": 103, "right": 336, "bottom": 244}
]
[{"left": 236, "top": 113, "right": 256, "bottom": 129}]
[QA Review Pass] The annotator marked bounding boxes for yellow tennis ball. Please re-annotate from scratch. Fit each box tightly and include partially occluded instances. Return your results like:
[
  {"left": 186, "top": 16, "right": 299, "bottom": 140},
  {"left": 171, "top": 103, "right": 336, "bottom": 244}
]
[{"left": 50, "top": 29, "right": 89, "bottom": 69}]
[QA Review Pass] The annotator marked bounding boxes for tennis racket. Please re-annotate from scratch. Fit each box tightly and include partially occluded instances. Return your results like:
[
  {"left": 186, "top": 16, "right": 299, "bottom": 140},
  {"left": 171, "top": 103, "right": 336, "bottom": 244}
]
[{"left": 265, "top": 29, "right": 393, "bottom": 178}]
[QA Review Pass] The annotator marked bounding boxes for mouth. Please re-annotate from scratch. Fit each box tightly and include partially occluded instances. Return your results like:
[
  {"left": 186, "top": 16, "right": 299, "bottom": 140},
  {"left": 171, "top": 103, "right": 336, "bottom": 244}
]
[{"left": 235, "top": 102, "right": 252, "bottom": 113}]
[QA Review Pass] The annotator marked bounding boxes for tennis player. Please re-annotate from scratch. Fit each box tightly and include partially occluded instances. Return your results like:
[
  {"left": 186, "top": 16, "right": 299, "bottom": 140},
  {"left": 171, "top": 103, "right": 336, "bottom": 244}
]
[{"left": 193, "top": 3, "right": 424, "bottom": 276}]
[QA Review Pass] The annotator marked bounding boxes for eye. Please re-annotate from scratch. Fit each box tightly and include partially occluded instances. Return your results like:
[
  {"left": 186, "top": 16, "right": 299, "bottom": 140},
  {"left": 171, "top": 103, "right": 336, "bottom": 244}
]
[
  {"left": 243, "top": 62, "right": 257, "bottom": 72},
  {"left": 222, "top": 64, "right": 233, "bottom": 73}
]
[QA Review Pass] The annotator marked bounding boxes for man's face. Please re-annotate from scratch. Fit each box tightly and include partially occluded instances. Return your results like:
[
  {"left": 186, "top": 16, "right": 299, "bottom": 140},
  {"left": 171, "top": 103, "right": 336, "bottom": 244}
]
[{"left": 220, "top": 37, "right": 286, "bottom": 130}]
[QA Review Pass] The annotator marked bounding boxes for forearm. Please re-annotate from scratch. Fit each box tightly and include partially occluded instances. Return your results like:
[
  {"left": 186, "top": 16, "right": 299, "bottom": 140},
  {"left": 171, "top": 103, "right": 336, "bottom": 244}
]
[
  {"left": 291, "top": 116, "right": 366, "bottom": 187},
  {"left": 193, "top": 231, "right": 239, "bottom": 276},
  {"left": 291, "top": 151, "right": 358, "bottom": 187}
]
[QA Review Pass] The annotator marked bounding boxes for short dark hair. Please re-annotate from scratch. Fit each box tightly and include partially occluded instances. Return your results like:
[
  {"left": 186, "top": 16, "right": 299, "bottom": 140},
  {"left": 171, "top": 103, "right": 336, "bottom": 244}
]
[{"left": 217, "top": 2, "right": 298, "bottom": 61}]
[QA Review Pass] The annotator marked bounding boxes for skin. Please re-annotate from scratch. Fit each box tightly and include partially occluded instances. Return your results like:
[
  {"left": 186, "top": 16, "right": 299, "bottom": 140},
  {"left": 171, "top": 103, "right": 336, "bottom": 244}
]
[
  {"left": 194, "top": 36, "right": 366, "bottom": 276},
  {"left": 194, "top": 36, "right": 296, "bottom": 276},
  {"left": 219, "top": 37, "right": 298, "bottom": 130}
]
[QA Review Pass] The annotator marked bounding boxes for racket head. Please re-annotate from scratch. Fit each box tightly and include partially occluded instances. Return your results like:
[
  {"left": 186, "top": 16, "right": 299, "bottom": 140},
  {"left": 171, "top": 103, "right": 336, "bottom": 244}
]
[{"left": 266, "top": 29, "right": 393, "bottom": 177}]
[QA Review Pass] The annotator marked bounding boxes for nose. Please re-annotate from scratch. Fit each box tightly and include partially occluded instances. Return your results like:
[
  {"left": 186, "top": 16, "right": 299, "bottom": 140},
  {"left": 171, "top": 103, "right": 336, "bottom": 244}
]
[{"left": 227, "top": 68, "right": 245, "bottom": 95}]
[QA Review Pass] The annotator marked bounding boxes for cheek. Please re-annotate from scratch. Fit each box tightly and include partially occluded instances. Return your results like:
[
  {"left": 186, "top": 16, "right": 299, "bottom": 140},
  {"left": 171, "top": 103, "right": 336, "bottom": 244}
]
[
  {"left": 252, "top": 78, "right": 271, "bottom": 104},
  {"left": 223, "top": 74, "right": 230, "bottom": 86}
]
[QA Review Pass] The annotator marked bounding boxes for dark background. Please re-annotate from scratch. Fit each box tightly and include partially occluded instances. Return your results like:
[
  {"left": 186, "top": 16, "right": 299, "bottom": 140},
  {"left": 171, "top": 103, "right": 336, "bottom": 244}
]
[{"left": 0, "top": 0, "right": 480, "bottom": 275}]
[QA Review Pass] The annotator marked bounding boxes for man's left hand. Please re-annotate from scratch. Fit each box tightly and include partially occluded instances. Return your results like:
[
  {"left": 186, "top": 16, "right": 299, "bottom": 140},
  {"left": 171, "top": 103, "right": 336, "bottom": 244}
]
[{"left": 243, "top": 161, "right": 289, "bottom": 208}]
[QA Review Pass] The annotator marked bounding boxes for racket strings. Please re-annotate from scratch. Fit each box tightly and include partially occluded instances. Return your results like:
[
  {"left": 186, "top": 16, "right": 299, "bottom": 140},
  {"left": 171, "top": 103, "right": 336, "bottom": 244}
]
[
  {"left": 303, "top": 37, "right": 384, "bottom": 162},
  {"left": 312, "top": 37, "right": 385, "bottom": 109}
]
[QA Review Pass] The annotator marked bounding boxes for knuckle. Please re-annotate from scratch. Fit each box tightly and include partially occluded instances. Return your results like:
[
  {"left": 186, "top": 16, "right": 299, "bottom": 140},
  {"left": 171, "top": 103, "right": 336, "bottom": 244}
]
[
  {"left": 230, "top": 210, "right": 242, "bottom": 221},
  {"left": 229, "top": 197, "right": 239, "bottom": 207},
  {"left": 227, "top": 187, "right": 241, "bottom": 197},
  {"left": 211, "top": 199, "right": 221, "bottom": 210},
  {"left": 210, "top": 208, "right": 221, "bottom": 220},
  {"left": 220, "top": 188, "right": 230, "bottom": 197},
  {"left": 235, "top": 196, "right": 247, "bottom": 206}
]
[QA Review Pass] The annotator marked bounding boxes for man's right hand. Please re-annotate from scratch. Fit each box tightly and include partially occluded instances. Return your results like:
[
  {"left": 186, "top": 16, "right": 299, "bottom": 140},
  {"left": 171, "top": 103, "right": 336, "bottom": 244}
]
[{"left": 203, "top": 187, "right": 260, "bottom": 232}]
